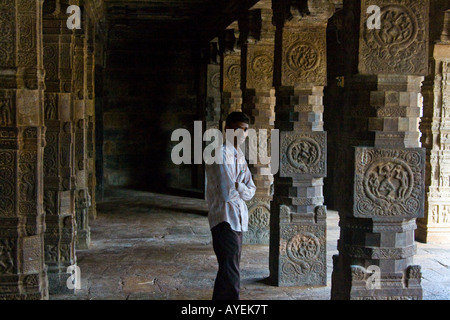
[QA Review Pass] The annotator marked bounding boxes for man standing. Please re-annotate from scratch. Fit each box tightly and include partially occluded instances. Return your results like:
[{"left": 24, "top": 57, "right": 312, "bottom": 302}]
[{"left": 205, "top": 112, "right": 256, "bottom": 300}]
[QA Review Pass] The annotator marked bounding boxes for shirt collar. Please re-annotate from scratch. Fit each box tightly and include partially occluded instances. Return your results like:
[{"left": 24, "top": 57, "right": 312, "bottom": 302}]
[{"left": 223, "top": 143, "right": 244, "bottom": 157}]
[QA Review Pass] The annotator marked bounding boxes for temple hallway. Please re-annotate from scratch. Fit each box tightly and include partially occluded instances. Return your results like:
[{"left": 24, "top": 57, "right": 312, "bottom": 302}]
[{"left": 51, "top": 189, "right": 450, "bottom": 300}]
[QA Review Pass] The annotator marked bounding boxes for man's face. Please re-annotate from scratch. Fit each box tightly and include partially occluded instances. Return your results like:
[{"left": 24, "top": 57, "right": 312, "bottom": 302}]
[{"left": 225, "top": 121, "right": 249, "bottom": 147}]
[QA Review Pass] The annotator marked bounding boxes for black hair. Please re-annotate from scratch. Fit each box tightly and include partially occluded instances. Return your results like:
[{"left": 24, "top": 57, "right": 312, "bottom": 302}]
[{"left": 225, "top": 112, "right": 250, "bottom": 127}]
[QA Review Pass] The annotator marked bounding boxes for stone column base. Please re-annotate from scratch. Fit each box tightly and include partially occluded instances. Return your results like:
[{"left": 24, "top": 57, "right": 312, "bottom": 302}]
[
  {"left": 270, "top": 205, "right": 327, "bottom": 287},
  {"left": 76, "top": 229, "right": 91, "bottom": 250},
  {"left": 331, "top": 255, "right": 423, "bottom": 300},
  {"left": 47, "top": 267, "right": 75, "bottom": 295}
]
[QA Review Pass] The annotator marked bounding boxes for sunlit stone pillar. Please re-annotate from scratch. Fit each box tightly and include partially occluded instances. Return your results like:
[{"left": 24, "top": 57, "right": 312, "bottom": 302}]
[
  {"left": 72, "top": 22, "right": 91, "bottom": 250},
  {"left": 220, "top": 22, "right": 242, "bottom": 131},
  {"left": 269, "top": 0, "right": 333, "bottom": 286},
  {"left": 0, "top": 0, "right": 48, "bottom": 300},
  {"left": 331, "top": 0, "right": 429, "bottom": 300},
  {"left": 42, "top": 0, "right": 77, "bottom": 294},
  {"left": 241, "top": 1, "right": 275, "bottom": 244},
  {"left": 417, "top": 6, "right": 450, "bottom": 243}
]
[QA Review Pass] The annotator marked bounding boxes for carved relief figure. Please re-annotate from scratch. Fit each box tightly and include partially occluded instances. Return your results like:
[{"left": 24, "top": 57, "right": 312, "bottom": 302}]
[
  {"left": 227, "top": 64, "right": 241, "bottom": 88},
  {"left": 355, "top": 148, "right": 424, "bottom": 218},
  {"left": 368, "top": 162, "right": 410, "bottom": 201},
  {"left": 380, "top": 8, "right": 414, "bottom": 46},
  {"left": 0, "top": 93, "right": 12, "bottom": 126},
  {"left": 290, "top": 140, "right": 319, "bottom": 169},
  {"left": 0, "top": 240, "right": 14, "bottom": 274},
  {"left": 44, "top": 94, "right": 57, "bottom": 120},
  {"left": 287, "top": 233, "right": 321, "bottom": 262}
]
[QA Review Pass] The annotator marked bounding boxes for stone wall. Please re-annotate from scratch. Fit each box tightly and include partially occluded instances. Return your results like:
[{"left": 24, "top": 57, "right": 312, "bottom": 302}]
[{"left": 102, "top": 27, "right": 203, "bottom": 193}]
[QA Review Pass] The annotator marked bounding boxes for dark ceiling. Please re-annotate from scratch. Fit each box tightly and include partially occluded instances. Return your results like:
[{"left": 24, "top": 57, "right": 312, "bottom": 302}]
[{"left": 104, "top": 0, "right": 260, "bottom": 42}]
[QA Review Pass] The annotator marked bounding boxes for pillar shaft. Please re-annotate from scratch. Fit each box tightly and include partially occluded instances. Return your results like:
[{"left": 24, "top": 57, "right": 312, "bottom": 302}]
[
  {"left": 0, "top": 0, "right": 48, "bottom": 300},
  {"left": 73, "top": 28, "right": 91, "bottom": 250},
  {"left": 85, "top": 15, "right": 96, "bottom": 221},
  {"left": 220, "top": 23, "right": 242, "bottom": 131},
  {"left": 331, "top": 0, "right": 429, "bottom": 300},
  {"left": 269, "top": 0, "right": 333, "bottom": 286},
  {"left": 241, "top": 2, "right": 275, "bottom": 245},
  {"left": 42, "top": 4, "right": 78, "bottom": 294},
  {"left": 205, "top": 40, "right": 221, "bottom": 132}
]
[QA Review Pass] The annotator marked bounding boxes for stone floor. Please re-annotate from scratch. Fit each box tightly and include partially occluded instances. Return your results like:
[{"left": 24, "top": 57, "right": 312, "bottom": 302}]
[{"left": 51, "top": 188, "right": 450, "bottom": 300}]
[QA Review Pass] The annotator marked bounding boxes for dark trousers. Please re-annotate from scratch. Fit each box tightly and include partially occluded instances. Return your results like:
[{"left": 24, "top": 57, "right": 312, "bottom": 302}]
[{"left": 211, "top": 222, "right": 243, "bottom": 300}]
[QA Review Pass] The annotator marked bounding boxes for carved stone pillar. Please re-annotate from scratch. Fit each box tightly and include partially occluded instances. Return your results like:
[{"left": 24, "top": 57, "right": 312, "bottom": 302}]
[
  {"left": 0, "top": 0, "right": 48, "bottom": 300},
  {"left": 206, "top": 39, "right": 221, "bottom": 132},
  {"left": 85, "top": 17, "right": 96, "bottom": 221},
  {"left": 220, "top": 22, "right": 242, "bottom": 131},
  {"left": 417, "top": 6, "right": 450, "bottom": 243},
  {"left": 73, "top": 27, "right": 91, "bottom": 250},
  {"left": 241, "top": 1, "right": 275, "bottom": 244},
  {"left": 331, "top": 0, "right": 429, "bottom": 300},
  {"left": 42, "top": 2, "right": 77, "bottom": 294},
  {"left": 269, "top": 0, "right": 333, "bottom": 287}
]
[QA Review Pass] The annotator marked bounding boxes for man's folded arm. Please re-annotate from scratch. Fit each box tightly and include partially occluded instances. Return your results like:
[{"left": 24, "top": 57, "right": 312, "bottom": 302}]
[
  {"left": 208, "top": 163, "right": 241, "bottom": 202},
  {"left": 236, "top": 169, "right": 256, "bottom": 201}
]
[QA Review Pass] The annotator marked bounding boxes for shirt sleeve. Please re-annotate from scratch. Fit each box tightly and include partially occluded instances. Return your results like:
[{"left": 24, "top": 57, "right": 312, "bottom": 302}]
[{"left": 236, "top": 167, "right": 256, "bottom": 201}]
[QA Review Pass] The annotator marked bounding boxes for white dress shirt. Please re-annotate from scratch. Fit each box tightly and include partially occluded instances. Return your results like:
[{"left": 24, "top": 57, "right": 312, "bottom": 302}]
[{"left": 205, "top": 143, "right": 256, "bottom": 232}]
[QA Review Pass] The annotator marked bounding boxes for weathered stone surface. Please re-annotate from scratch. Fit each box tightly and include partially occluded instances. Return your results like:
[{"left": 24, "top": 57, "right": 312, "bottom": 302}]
[
  {"left": 220, "top": 23, "right": 243, "bottom": 132},
  {"left": 73, "top": 30, "right": 91, "bottom": 250},
  {"left": 241, "top": 2, "right": 275, "bottom": 245},
  {"left": 353, "top": 147, "right": 425, "bottom": 219},
  {"left": 280, "top": 131, "right": 327, "bottom": 178},
  {"left": 269, "top": 0, "right": 332, "bottom": 287},
  {"left": 358, "top": 0, "right": 429, "bottom": 76},
  {"left": 42, "top": 6, "right": 79, "bottom": 294},
  {"left": 244, "top": 197, "right": 271, "bottom": 244},
  {"left": 0, "top": 0, "right": 48, "bottom": 300},
  {"left": 331, "top": 0, "right": 429, "bottom": 301}
]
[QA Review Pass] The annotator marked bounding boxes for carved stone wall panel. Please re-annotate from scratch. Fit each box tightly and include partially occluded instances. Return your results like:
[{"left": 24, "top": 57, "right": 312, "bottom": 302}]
[
  {"left": 280, "top": 131, "right": 327, "bottom": 178},
  {"left": 271, "top": 205, "right": 327, "bottom": 287},
  {"left": 18, "top": 132, "right": 40, "bottom": 219},
  {"left": 359, "top": 0, "right": 429, "bottom": 75},
  {"left": 0, "top": 90, "right": 16, "bottom": 128},
  {"left": 0, "top": 150, "right": 16, "bottom": 218},
  {"left": 0, "top": 239, "right": 17, "bottom": 276},
  {"left": 0, "top": 0, "right": 16, "bottom": 68},
  {"left": 281, "top": 29, "right": 327, "bottom": 87},
  {"left": 354, "top": 147, "right": 425, "bottom": 219},
  {"left": 17, "top": 13, "right": 37, "bottom": 68},
  {"left": 247, "top": 46, "right": 274, "bottom": 90},
  {"left": 279, "top": 223, "right": 327, "bottom": 286},
  {"left": 244, "top": 197, "right": 271, "bottom": 245},
  {"left": 223, "top": 55, "right": 241, "bottom": 92}
]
